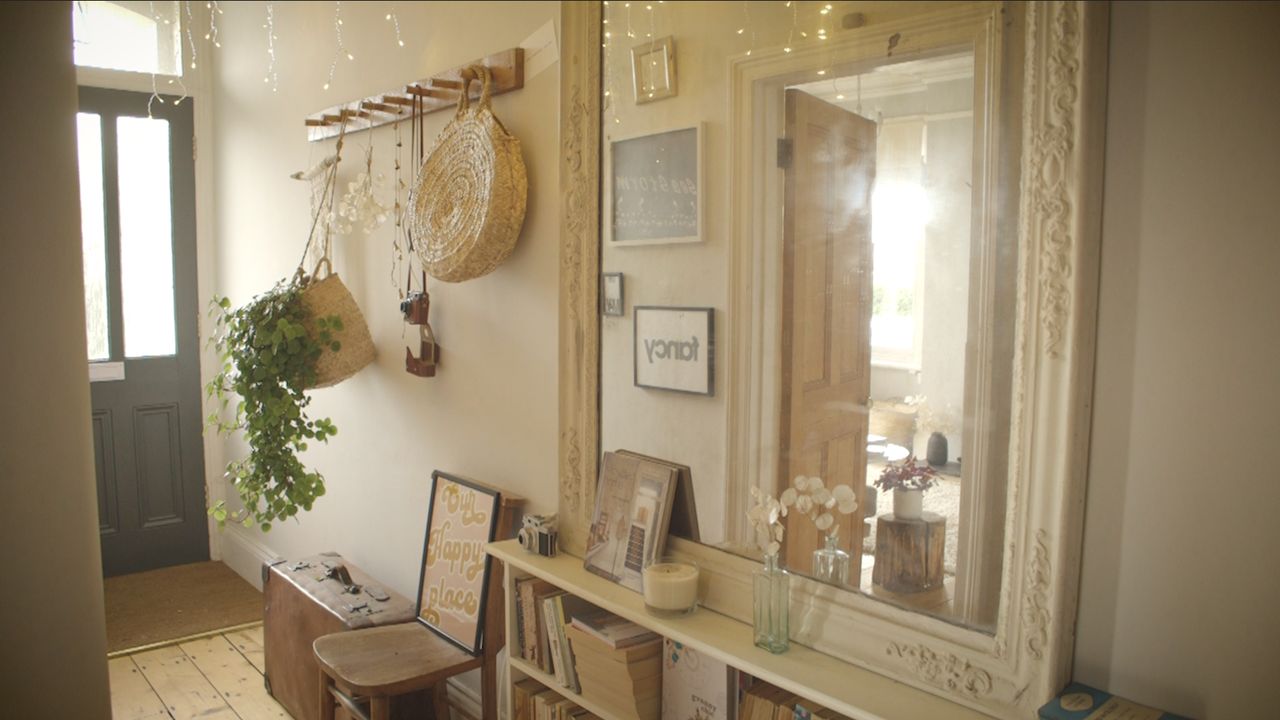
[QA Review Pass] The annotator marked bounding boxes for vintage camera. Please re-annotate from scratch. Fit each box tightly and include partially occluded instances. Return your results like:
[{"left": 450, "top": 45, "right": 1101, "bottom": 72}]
[
  {"left": 517, "top": 514, "right": 558, "bottom": 557},
  {"left": 400, "top": 291, "right": 430, "bottom": 325}
]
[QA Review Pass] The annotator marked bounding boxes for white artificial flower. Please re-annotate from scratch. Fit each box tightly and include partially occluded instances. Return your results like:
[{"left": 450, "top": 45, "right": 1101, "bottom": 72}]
[
  {"left": 832, "top": 484, "right": 858, "bottom": 514},
  {"left": 812, "top": 487, "right": 833, "bottom": 507},
  {"left": 796, "top": 495, "right": 814, "bottom": 513},
  {"left": 780, "top": 488, "right": 797, "bottom": 507},
  {"left": 793, "top": 475, "right": 810, "bottom": 491},
  {"left": 815, "top": 512, "right": 834, "bottom": 531}
]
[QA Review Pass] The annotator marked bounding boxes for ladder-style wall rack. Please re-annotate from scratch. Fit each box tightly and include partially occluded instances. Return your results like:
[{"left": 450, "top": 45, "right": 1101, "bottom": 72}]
[{"left": 304, "top": 47, "right": 525, "bottom": 142}]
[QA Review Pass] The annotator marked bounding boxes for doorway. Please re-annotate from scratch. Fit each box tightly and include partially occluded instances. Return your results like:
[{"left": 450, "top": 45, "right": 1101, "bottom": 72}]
[{"left": 77, "top": 86, "right": 208, "bottom": 577}]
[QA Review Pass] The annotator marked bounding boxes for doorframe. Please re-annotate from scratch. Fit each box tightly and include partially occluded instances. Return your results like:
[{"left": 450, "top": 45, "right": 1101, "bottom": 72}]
[
  {"left": 76, "top": 4, "right": 224, "bottom": 565},
  {"left": 722, "top": 7, "right": 1007, "bottom": 626}
]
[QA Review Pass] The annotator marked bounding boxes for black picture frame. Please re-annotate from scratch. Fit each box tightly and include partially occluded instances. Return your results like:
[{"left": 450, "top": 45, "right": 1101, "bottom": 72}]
[
  {"left": 414, "top": 470, "right": 501, "bottom": 655},
  {"left": 633, "top": 306, "right": 714, "bottom": 396}
]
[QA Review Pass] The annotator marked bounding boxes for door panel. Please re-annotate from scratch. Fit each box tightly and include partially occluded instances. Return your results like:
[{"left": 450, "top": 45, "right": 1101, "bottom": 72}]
[
  {"left": 134, "top": 403, "right": 184, "bottom": 527},
  {"left": 780, "top": 89, "right": 876, "bottom": 579},
  {"left": 79, "top": 86, "right": 207, "bottom": 576},
  {"left": 92, "top": 410, "right": 119, "bottom": 535}
]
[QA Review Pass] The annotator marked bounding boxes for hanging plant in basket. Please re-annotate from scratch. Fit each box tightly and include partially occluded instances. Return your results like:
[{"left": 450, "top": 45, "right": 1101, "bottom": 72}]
[
  {"left": 205, "top": 281, "right": 343, "bottom": 531},
  {"left": 206, "top": 118, "right": 375, "bottom": 531}
]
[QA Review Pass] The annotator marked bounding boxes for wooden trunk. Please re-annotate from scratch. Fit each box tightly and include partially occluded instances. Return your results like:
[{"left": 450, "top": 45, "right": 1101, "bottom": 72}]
[
  {"left": 871, "top": 513, "right": 946, "bottom": 594},
  {"left": 263, "top": 553, "right": 430, "bottom": 720}
]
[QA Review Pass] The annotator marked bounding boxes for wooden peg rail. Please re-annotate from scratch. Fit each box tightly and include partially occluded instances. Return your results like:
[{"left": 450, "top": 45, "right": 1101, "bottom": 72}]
[{"left": 304, "top": 47, "right": 525, "bottom": 142}]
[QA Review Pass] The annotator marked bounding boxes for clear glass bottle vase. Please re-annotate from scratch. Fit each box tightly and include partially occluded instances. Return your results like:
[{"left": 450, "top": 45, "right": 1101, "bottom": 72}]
[
  {"left": 753, "top": 553, "right": 790, "bottom": 653},
  {"left": 812, "top": 533, "right": 850, "bottom": 586}
]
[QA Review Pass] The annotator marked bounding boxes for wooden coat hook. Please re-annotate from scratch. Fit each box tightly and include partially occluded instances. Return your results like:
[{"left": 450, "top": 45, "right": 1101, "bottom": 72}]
[{"left": 305, "top": 47, "right": 525, "bottom": 142}]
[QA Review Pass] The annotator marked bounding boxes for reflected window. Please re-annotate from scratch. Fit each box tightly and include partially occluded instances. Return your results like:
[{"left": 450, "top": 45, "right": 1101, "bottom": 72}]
[{"left": 871, "top": 120, "right": 927, "bottom": 369}]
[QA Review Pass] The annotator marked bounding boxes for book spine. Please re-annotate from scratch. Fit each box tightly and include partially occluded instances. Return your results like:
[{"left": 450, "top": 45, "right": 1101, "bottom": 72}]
[
  {"left": 520, "top": 582, "right": 539, "bottom": 665},
  {"left": 514, "top": 578, "right": 528, "bottom": 662},
  {"left": 544, "top": 596, "right": 567, "bottom": 686},
  {"left": 557, "top": 601, "right": 581, "bottom": 693}
]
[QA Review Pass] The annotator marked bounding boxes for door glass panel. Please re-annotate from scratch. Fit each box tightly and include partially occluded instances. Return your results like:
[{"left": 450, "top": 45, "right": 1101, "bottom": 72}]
[
  {"left": 77, "top": 112, "right": 110, "bottom": 362},
  {"left": 117, "top": 116, "right": 177, "bottom": 358},
  {"left": 72, "top": 1, "right": 182, "bottom": 76}
]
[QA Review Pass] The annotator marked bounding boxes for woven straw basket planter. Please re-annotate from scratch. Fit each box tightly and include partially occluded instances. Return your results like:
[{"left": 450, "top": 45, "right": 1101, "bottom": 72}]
[
  {"left": 300, "top": 272, "right": 375, "bottom": 389},
  {"left": 410, "top": 67, "right": 527, "bottom": 282}
]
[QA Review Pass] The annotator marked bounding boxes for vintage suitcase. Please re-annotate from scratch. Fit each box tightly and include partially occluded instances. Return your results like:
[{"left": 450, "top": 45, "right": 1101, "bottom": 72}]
[{"left": 263, "top": 552, "right": 429, "bottom": 720}]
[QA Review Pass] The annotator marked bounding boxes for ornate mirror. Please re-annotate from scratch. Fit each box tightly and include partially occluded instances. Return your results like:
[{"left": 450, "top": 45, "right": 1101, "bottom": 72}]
[{"left": 558, "top": 2, "right": 1107, "bottom": 717}]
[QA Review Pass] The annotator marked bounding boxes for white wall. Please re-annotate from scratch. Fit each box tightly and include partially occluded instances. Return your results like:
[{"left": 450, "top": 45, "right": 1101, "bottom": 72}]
[
  {"left": 1073, "top": 2, "right": 1280, "bottom": 717},
  {"left": 209, "top": 0, "right": 561, "bottom": 602},
  {"left": 0, "top": 3, "right": 111, "bottom": 717}
]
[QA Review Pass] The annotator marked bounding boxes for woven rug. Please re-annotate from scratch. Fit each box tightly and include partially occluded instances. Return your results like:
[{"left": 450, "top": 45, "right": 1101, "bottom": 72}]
[{"left": 104, "top": 561, "right": 262, "bottom": 655}]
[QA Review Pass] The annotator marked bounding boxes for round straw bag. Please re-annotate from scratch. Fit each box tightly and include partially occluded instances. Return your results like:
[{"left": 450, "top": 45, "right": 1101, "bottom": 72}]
[
  {"left": 409, "top": 66, "right": 527, "bottom": 282},
  {"left": 299, "top": 258, "right": 376, "bottom": 389}
]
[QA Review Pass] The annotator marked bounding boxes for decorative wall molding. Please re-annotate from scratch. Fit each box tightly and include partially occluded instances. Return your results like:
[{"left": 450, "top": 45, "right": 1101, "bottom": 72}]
[
  {"left": 558, "top": 3, "right": 1109, "bottom": 717},
  {"left": 557, "top": 2, "right": 601, "bottom": 558},
  {"left": 886, "top": 642, "right": 995, "bottom": 700},
  {"left": 1022, "top": 529, "right": 1052, "bottom": 659},
  {"left": 1026, "top": 0, "right": 1083, "bottom": 359}
]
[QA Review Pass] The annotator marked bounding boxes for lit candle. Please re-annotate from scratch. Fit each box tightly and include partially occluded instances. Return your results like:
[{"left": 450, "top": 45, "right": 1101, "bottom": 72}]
[{"left": 642, "top": 561, "right": 699, "bottom": 616}]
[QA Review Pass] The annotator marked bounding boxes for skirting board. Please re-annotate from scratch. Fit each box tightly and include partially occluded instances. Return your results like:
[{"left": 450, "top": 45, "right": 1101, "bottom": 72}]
[{"left": 218, "top": 528, "right": 275, "bottom": 591}]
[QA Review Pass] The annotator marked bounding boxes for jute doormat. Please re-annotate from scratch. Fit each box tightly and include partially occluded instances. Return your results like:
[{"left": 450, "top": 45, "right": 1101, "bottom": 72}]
[{"left": 104, "top": 561, "right": 263, "bottom": 655}]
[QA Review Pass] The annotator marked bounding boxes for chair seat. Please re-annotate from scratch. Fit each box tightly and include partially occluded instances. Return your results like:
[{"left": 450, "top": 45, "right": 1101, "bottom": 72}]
[{"left": 314, "top": 622, "right": 482, "bottom": 697}]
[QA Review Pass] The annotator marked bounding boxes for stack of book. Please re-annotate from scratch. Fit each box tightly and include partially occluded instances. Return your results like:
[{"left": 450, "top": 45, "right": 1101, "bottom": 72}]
[
  {"left": 737, "top": 682, "right": 851, "bottom": 720},
  {"left": 565, "top": 611, "right": 663, "bottom": 720},
  {"left": 513, "top": 678, "right": 603, "bottom": 720}
]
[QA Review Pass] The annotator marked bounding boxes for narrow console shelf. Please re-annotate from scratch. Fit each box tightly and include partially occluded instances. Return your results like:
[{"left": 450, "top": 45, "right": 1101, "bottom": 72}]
[{"left": 487, "top": 539, "right": 988, "bottom": 720}]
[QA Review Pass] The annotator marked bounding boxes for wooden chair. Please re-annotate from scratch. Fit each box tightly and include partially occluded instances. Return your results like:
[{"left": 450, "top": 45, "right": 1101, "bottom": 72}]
[{"left": 314, "top": 488, "right": 522, "bottom": 720}]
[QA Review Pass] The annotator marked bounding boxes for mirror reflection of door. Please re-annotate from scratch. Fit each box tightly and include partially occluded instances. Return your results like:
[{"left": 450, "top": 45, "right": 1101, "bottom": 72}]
[
  {"left": 778, "top": 89, "right": 875, "bottom": 579},
  {"left": 77, "top": 87, "right": 207, "bottom": 576}
]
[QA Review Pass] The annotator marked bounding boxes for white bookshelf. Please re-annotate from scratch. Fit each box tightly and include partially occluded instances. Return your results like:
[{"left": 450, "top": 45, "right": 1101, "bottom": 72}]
[{"left": 488, "top": 539, "right": 987, "bottom": 720}]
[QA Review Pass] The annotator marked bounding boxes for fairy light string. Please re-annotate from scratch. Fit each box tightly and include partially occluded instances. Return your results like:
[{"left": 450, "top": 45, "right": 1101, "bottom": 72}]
[
  {"left": 387, "top": 2, "right": 405, "bottom": 48},
  {"left": 324, "top": 0, "right": 355, "bottom": 91},
  {"left": 183, "top": 0, "right": 198, "bottom": 69},
  {"left": 205, "top": 0, "right": 222, "bottom": 49},
  {"left": 264, "top": 2, "right": 278, "bottom": 92}
]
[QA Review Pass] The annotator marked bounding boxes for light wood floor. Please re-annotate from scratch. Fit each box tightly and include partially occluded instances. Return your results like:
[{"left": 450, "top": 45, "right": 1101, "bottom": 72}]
[{"left": 110, "top": 624, "right": 291, "bottom": 720}]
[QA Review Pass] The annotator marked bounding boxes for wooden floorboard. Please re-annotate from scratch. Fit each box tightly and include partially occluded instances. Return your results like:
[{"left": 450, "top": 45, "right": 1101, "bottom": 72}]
[
  {"left": 109, "top": 656, "right": 172, "bottom": 720},
  {"left": 180, "top": 636, "right": 288, "bottom": 720},
  {"left": 130, "top": 644, "right": 241, "bottom": 720},
  {"left": 224, "top": 625, "right": 267, "bottom": 676}
]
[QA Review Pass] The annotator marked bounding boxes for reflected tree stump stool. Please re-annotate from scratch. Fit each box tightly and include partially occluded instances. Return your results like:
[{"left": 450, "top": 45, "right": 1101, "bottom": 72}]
[{"left": 872, "top": 512, "right": 945, "bottom": 593}]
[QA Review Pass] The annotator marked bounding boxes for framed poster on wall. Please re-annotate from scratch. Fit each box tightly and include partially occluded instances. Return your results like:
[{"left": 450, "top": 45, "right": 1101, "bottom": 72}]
[
  {"left": 633, "top": 306, "right": 714, "bottom": 396},
  {"left": 608, "top": 126, "right": 703, "bottom": 245},
  {"left": 415, "top": 470, "right": 501, "bottom": 654}
]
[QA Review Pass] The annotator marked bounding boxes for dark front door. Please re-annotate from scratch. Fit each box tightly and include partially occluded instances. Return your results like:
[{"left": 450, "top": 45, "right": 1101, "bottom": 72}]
[{"left": 77, "top": 87, "right": 207, "bottom": 576}]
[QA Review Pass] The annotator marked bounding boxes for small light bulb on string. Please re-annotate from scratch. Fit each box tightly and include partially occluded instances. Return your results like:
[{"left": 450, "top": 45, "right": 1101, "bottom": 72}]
[{"left": 387, "top": 1, "right": 405, "bottom": 47}]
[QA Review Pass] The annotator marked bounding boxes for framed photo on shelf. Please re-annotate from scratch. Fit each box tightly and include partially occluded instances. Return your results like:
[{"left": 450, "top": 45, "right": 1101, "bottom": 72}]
[
  {"left": 607, "top": 125, "right": 703, "bottom": 246},
  {"left": 415, "top": 470, "right": 501, "bottom": 654},
  {"left": 633, "top": 306, "right": 714, "bottom": 396},
  {"left": 602, "top": 272, "right": 625, "bottom": 317},
  {"left": 631, "top": 35, "right": 677, "bottom": 104},
  {"left": 584, "top": 451, "right": 679, "bottom": 593}
]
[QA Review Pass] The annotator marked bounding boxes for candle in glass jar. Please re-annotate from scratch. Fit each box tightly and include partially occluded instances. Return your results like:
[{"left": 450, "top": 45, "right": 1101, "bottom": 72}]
[{"left": 642, "top": 561, "right": 699, "bottom": 615}]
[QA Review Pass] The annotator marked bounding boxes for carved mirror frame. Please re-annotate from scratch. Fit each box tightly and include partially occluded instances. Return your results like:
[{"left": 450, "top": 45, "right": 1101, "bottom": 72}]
[{"left": 557, "top": 2, "right": 1108, "bottom": 717}]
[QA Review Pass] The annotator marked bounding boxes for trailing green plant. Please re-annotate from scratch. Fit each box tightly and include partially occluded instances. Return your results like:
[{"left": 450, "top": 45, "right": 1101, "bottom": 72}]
[{"left": 205, "top": 279, "right": 343, "bottom": 531}]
